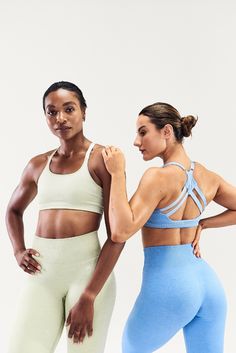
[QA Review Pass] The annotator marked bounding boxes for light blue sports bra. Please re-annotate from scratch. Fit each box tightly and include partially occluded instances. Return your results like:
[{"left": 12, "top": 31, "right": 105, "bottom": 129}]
[{"left": 144, "top": 161, "right": 207, "bottom": 229}]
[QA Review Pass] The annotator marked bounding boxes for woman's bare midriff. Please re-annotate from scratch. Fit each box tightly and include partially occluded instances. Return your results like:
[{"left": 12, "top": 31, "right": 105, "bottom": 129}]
[
  {"left": 36, "top": 209, "right": 102, "bottom": 238},
  {"left": 142, "top": 227, "right": 197, "bottom": 247}
]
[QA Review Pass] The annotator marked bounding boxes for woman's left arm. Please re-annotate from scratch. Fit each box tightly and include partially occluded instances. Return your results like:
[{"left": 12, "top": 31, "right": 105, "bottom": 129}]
[
  {"left": 67, "top": 147, "right": 124, "bottom": 344},
  {"left": 192, "top": 173, "right": 236, "bottom": 250}
]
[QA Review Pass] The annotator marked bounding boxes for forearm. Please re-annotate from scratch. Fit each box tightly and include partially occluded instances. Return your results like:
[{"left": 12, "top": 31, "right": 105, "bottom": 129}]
[
  {"left": 6, "top": 209, "right": 26, "bottom": 255},
  {"left": 83, "top": 238, "right": 124, "bottom": 299},
  {"left": 109, "top": 172, "right": 134, "bottom": 236},
  {"left": 200, "top": 209, "right": 236, "bottom": 229}
]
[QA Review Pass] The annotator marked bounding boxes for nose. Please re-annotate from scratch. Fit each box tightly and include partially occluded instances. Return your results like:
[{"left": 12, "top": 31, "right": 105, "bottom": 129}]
[
  {"left": 56, "top": 111, "right": 66, "bottom": 124},
  {"left": 133, "top": 135, "right": 141, "bottom": 147}
]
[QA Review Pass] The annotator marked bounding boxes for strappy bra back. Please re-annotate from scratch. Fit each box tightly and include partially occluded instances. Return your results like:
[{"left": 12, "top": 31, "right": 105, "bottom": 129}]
[
  {"left": 144, "top": 161, "right": 207, "bottom": 229},
  {"left": 37, "top": 142, "right": 103, "bottom": 214}
]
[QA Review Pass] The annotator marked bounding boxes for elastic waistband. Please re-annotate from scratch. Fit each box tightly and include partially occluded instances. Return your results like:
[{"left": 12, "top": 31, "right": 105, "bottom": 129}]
[
  {"left": 144, "top": 243, "right": 198, "bottom": 267},
  {"left": 144, "top": 243, "right": 193, "bottom": 252},
  {"left": 32, "top": 231, "right": 101, "bottom": 264}
]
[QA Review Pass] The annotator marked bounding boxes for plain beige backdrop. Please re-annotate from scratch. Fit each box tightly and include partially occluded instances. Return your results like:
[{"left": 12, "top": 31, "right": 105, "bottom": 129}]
[{"left": 1, "top": 0, "right": 236, "bottom": 352}]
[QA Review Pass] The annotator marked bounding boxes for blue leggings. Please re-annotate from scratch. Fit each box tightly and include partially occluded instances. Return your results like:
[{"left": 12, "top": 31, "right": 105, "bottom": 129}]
[{"left": 122, "top": 244, "right": 227, "bottom": 353}]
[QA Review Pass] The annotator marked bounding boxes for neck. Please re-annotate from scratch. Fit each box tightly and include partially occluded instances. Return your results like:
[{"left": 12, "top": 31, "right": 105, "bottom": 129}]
[
  {"left": 58, "top": 134, "right": 90, "bottom": 157},
  {"left": 161, "top": 143, "right": 190, "bottom": 166}
]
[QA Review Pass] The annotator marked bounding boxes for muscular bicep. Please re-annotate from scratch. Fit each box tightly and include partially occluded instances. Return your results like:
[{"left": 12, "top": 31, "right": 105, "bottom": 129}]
[
  {"left": 91, "top": 148, "right": 112, "bottom": 237},
  {"left": 100, "top": 169, "right": 112, "bottom": 237},
  {"left": 7, "top": 162, "right": 38, "bottom": 214},
  {"left": 213, "top": 176, "right": 236, "bottom": 210},
  {"left": 128, "top": 168, "right": 164, "bottom": 230}
]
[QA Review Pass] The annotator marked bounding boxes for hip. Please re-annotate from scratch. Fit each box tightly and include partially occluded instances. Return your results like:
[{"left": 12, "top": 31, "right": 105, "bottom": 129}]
[{"left": 142, "top": 244, "right": 224, "bottom": 295}]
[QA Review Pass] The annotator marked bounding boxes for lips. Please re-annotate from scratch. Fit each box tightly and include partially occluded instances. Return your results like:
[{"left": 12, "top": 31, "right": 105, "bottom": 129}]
[{"left": 56, "top": 126, "right": 71, "bottom": 131}]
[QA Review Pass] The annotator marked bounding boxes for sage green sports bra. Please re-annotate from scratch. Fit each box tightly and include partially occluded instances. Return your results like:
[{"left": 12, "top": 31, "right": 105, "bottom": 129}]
[{"left": 37, "top": 142, "right": 103, "bottom": 214}]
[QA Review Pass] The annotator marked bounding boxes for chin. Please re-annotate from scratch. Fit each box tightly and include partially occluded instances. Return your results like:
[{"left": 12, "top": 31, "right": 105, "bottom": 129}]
[
  {"left": 142, "top": 154, "right": 151, "bottom": 161},
  {"left": 144, "top": 153, "right": 156, "bottom": 161}
]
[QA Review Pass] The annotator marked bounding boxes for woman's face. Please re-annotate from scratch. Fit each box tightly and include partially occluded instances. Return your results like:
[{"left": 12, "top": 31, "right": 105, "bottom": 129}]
[
  {"left": 44, "top": 89, "right": 85, "bottom": 140},
  {"left": 134, "top": 114, "right": 167, "bottom": 160}
]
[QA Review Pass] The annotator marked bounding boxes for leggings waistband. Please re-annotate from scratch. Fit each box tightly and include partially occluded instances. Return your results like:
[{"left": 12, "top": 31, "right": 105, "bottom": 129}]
[
  {"left": 143, "top": 243, "right": 199, "bottom": 267},
  {"left": 32, "top": 231, "right": 101, "bottom": 264}
]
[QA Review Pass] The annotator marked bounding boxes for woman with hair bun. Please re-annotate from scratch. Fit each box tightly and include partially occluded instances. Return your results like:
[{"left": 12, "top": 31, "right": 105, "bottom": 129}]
[{"left": 102, "top": 102, "right": 235, "bottom": 353}]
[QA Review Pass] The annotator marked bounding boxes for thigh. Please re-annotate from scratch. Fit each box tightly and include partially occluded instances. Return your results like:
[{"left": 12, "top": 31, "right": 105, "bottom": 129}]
[
  {"left": 8, "top": 274, "right": 65, "bottom": 353},
  {"left": 65, "top": 272, "right": 116, "bottom": 353}
]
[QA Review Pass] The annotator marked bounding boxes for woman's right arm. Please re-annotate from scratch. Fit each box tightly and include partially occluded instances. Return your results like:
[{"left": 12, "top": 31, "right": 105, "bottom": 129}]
[
  {"left": 102, "top": 146, "right": 165, "bottom": 242},
  {"left": 6, "top": 157, "right": 43, "bottom": 274}
]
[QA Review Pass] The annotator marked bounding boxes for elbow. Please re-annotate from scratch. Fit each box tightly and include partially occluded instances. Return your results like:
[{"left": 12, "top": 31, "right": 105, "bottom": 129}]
[
  {"left": 111, "top": 232, "right": 127, "bottom": 243},
  {"left": 6, "top": 206, "right": 23, "bottom": 222},
  {"left": 110, "top": 222, "right": 134, "bottom": 243}
]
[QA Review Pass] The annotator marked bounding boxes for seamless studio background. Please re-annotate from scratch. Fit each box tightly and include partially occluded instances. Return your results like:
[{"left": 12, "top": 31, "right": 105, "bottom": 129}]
[{"left": 1, "top": 0, "right": 236, "bottom": 352}]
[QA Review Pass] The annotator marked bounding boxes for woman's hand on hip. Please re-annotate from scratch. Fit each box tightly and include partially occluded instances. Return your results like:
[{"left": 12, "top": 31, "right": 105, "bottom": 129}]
[
  {"left": 102, "top": 146, "right": 125, "bottom": 176},
  {"left": 192, "top": 223, "right": 203, "bottom": 258},
  {"left": 15, "top": 248, "right": 41, "bottom": 274},
  {"left": 66, "top": 291, "right": 95, "bottom": 344}
]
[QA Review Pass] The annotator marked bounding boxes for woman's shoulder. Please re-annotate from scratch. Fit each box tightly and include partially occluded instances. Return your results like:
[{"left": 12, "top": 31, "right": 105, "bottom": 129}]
[
  {"left": 28, "top": 149, "right": 56, "bottom": 167},
  {"left": 33, "top": 149, "right": 56, "bottom": 160},
  {"left": 92, "top": 143, "right": 104, "bottom": 153},
  {"left": 194, "top": 161, "right": 221, "bottom": 182},
  {"left": 140, "top": 167, "right": 166, "bottom": 186},
  {"left": 90, "top": 143, "right": 105, "bottom": 164},
  {"left": 18, "top": 149, "right": 56, "bottom": 184}
]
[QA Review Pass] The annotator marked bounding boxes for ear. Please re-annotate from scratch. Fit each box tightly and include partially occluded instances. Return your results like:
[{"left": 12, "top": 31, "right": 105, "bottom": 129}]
[
  {"left": 162, "top": 124, "right": 173, "bottom": 139},
  {"left": 82, "top": 107, "right": 86, "bottom": 121}
]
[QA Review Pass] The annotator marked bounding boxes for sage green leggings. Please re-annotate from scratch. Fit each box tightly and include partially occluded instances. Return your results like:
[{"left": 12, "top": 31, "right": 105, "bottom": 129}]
[{"left": 8, "top": 232, "right": 116, "bottom": 353}]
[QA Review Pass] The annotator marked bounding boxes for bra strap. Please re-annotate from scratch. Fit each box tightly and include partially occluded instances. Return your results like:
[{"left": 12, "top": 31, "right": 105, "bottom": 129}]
[
  {"left": 163, "top": 161, "right": 186, "bottom": 171},
  {"left": 84, "top": 142, "right": 95, "bottom": 162},
  {"left": 47, "top": 149, "right": 58, "bottom": 167},
  {"left": 47, "top": 143, "right": 95, "bottom": 167},
  {"left": 163, "top": 161, "right": 195, "bottom": 172}
]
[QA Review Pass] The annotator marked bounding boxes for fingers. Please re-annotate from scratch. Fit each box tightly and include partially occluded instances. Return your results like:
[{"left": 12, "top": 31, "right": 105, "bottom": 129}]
[
  {"left": 193, "top": 245, "right": 201, "bottom": 258},
  {"left": 26, "top": 258, "right": 41, "bottom": 273},
  {"left": 191, "top": 224, "right": 203, "bottom": 259},
  {"left": 192, "top": 239, "right": 202, "bottom": 258},
  {"left": 68, "top": 323, "right": 76, "bottom": 339},
  {"left": 20, "top": 263, "right": 36, "bottom": 275},
  {"left": 27, "top": 248, "right": 40, "bottom": 257},
  {"left": 102, "top": 145, "right": 120, "bottom": 156},
  {"left": 191, "top": 238, "right": 198, "bottom": 248},
  {"left": 20, "top": 249, "right": 41, "bottom": 275},
  {"left": 192, "top": 231, "right": 200, "bottom": 248},
  {"left": 67, "top": 322, "right": 93, "bottom": 344},
  {"left": 87, "top": 323, "right": 93, "bottom": 337},
  {"left": 192, "top": 234, "right": 200, "bottom": 248},
  {"left": 25, "top": 256, "right": 41, "bottom": 270},
  {"left": 68, "top": 324, "right": 84, "bottom": 343},
  {"left": 101, "top": 148, "right": 108, "bottom": 160},
  {"left": 72, "top": 327, "right": 86, "bottom": 344},
  {"left": 191, "top": 225, "right": 202, "bottom": 247},
  {"left": 66, "top": 311, "right": 71, "bottom": 326},
  {"left": 78, "top": 327, "right": 87, "bottom": 343}
]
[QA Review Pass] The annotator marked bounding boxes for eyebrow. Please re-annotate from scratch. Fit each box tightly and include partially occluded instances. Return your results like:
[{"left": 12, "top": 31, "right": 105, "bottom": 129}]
[
  {"left": 46, "top": 101, "right": 77, "bottom": 110},
  {"left": 62, "top": 101, "right": 77, "bottom": 107},
  {"left": 137, "top": 125, "right": 146, "bottom": 132}
]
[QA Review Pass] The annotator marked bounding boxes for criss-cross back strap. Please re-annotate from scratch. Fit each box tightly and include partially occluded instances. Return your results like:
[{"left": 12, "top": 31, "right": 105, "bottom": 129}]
[{"left": 160, "top": 161, "right": 206, "bottom": 217}]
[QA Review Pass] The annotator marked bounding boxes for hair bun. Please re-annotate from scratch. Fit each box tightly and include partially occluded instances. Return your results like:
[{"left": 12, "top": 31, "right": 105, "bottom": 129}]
[{"left": 181, "top": 115, "right": 198, "bottom": 137}]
